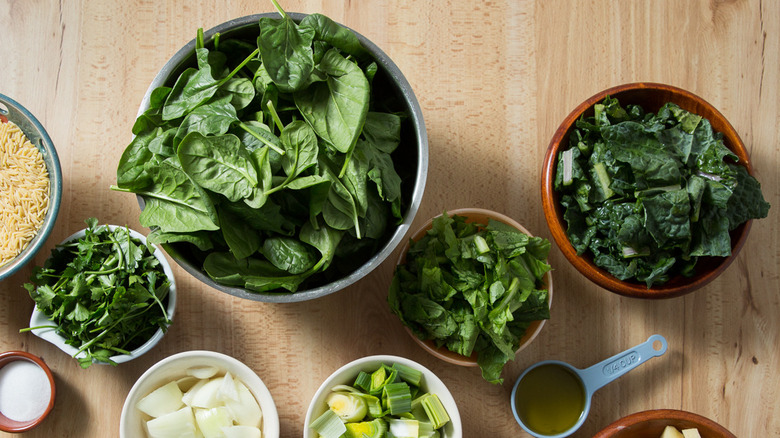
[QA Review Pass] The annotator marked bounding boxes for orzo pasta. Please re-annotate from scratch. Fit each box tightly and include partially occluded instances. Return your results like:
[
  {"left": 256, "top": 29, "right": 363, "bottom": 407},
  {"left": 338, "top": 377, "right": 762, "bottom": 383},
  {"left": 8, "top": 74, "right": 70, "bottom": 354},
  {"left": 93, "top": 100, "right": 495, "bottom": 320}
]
[{"left": 0, "top": 120, "right": 50, "bottom": 267}]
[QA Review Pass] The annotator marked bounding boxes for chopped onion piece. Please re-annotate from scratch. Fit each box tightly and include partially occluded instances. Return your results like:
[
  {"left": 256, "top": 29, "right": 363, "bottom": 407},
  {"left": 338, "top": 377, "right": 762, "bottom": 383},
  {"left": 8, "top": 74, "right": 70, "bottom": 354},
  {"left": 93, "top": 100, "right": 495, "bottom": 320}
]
[
  {"left": 195, "top": 406, "right": 233, "bottom": 438},
  {"left": 177, "top": 376, "right": 200, "bottom": 393},
  {"left": 146, "top": 406, "right": 197, "bottom": 438},
  {"left": 221, "top": 425, "right": 262, "bottom": 438},
  {"left": 182, "top": 379, "right": 208, "bottom": 407},
  {"left": 187, "top": 366, "right": 220, "bottom": 379},
  {"left": 225, "top": 381, "right": 262, "bottom": 428},
  {"left": 218, "top": 372, "right": 240, "bottom": 402},
  {"left": 137, "top": 381, "right": 185, "bottom": 418},
  {"left": 191, "top": 378, "right": 225, "bottom": 409}
]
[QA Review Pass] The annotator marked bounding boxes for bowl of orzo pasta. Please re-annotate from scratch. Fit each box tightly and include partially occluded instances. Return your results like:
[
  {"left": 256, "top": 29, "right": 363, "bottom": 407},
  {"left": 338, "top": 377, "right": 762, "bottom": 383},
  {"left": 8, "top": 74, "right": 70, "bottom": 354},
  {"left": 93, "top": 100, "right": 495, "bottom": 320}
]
[{"left": 0, "top": 94, "right": 62, "bottom": 281}]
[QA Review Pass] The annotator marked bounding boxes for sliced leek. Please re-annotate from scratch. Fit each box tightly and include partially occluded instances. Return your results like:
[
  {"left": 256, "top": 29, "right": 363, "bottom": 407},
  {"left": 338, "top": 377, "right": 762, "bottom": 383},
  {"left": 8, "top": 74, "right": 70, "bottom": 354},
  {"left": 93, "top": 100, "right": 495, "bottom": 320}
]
[
  {"left": 354, "top": 370, "right": 372, "bottom": 392},
  {"left": 369, "top": 364, "right": 398, "bottom": 395},
  {"left": 388, "top": 418, "right": 419, "bottom": 438},
  {"left": 326, "top": 391, "right": 368, "bottom": 422},
  {"left": 419, "top": 393, "right": 450, "bottom": 429},
  {"left": 392, "top": 362, "right": 422, "bottom": 388},
  {"left": 310, "top": 409, "right": 347, "bottom": 438},
  {"left": 383, "top": 382, "right": 412, "bottom": 415},
  {"left": 344, "top": 418, "right": 388, "bottom": 438}
]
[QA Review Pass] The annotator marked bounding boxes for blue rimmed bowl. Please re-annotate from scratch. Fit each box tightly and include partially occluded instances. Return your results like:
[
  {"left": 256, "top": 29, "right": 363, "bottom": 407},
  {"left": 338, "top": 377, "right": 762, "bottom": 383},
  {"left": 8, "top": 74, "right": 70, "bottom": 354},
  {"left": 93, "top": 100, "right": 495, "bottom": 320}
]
[{"left": 0, "top": 94, "right": 62, "bottom": 281}]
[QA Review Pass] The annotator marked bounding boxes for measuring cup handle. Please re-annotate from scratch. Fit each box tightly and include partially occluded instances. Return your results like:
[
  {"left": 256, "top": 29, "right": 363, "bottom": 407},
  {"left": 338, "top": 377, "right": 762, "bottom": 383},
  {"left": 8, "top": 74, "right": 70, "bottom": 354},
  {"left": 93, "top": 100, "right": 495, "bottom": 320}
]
[{"left": 579, "top": 334, "right": 668, "bottom": 395}]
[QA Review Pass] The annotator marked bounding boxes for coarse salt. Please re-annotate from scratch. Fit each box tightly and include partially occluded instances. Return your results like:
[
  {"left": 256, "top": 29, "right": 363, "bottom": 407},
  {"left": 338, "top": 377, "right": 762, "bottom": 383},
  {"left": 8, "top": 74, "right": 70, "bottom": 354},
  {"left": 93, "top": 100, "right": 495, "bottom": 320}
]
[{"left": 0, "top": 360, "right": 52, "bottom": 422}]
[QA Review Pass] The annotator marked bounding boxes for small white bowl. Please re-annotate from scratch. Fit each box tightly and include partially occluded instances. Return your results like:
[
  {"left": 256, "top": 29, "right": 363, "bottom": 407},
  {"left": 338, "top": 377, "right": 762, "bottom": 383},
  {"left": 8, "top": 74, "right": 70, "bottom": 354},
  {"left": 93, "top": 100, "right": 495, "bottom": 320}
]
[
  {"left": 28, "top": 225, "right": 176, "bottom": 366},
  {"left": 303, "top": 355, "right": 462, "bottom": 438},
  {"left": 120, "top": 350, "right": 280, "bottom": 438}
]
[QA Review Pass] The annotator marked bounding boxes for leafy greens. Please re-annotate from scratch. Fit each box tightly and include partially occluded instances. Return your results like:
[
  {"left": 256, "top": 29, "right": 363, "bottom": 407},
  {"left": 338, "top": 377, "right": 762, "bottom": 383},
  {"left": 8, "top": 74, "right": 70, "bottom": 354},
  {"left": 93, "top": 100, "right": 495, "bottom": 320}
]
[
  {"left": 22, "top": 218, "right": 172, "bottom": 368},
  {"left": 388, "top": 213, "right": 552, "bottom": 384},
  {"left": 554, "top": 97, "right": 770, "bottom": 287},
  {"left": 113, "top": 2, "right": 410, "bottom": 293}
]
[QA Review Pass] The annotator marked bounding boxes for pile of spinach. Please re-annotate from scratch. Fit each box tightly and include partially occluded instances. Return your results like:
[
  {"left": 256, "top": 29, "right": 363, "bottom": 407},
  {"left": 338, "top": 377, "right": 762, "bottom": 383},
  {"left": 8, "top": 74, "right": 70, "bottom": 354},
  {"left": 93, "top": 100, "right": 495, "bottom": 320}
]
[
  {"left": 388, "top": 214, "right": 551, "bottom": 384},
  {"left": 554, "top": 97, "right": 770, "bottom": 287},
  {"left": 22, "top": 218, "right": 172, "bottom": 368},
  {"left": 114, "top": 1, "right": 408, "bottom": 293}
]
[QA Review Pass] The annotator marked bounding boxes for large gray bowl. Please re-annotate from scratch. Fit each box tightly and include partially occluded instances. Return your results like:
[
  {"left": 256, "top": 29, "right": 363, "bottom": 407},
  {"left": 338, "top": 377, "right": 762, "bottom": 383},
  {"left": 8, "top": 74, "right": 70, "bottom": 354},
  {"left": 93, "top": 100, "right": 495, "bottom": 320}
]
[
  {"left": 135, "top": 13, "right": 428, "bottom": 303},
  {"left": 0, "top": 94, "right": 62, "bottom": 282}
]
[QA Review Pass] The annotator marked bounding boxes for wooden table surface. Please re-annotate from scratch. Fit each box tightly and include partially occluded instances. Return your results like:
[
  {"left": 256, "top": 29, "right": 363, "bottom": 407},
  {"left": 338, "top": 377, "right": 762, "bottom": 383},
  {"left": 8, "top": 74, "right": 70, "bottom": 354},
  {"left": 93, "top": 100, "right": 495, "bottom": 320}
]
[{"left": 1, "top": 1, "right": 778, "bottom": 437}]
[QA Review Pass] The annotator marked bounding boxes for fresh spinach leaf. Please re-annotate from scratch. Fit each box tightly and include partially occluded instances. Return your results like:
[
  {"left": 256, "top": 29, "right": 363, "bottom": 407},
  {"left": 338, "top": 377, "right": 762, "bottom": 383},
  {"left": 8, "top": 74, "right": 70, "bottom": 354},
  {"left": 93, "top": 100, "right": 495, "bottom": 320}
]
[
  {"left": 174, "top": 95, "right": 238, "bottom": 145},
  {"left": 257, "top": 12, "right": 315, "bottom": 93},
  {"left": 219, "top": 207, "right": 262, "bottom": 259},
  {"left": 261, "top": 237, "right": 318, "bottom": 275},
  {"left": 299, "top": 13, "right": 368, "bottom": 58},
  {"left": 294, "top": 48, "right": 370, "bottom": 154},
  {"left": 177, "top": 132, "right": 258, "bottom": 202},
  {"left": 135, "top": 159, "right": 220, "bottom": 233}
]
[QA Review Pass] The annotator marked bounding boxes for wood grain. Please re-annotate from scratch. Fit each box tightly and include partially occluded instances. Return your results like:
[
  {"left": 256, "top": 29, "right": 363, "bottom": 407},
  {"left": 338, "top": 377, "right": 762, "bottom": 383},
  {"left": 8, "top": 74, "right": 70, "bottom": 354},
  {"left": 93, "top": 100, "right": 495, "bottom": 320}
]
[{"left": 1, "top": 1, "right": 777, "bottom": 437}]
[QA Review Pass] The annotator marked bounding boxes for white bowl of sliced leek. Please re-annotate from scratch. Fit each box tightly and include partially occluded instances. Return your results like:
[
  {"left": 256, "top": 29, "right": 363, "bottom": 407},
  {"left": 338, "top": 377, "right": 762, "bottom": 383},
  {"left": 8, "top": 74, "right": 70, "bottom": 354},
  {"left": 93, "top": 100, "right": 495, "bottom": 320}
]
[
  {"left": 304, "top": 355, "right": 461, "bottom": 438},
  {"left": 119, "top": 350, "right": 279, "bottom": 438}
]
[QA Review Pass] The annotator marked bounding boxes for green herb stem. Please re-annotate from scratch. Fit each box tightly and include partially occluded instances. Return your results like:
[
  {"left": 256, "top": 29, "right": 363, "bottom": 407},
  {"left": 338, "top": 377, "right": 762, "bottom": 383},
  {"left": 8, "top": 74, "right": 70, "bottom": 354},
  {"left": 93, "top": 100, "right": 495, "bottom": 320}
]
[
  {"left": 266, "top": 100, "right": 285, "bottom": 133},
  {"left": 196, "top": 28, "right": 205, "bottom": 49},
  {"left": 19, "top": 325, "right": 58, "bottom": 333},
  {"left": 270, "top": 0, "right": 288, "bottom": 19},
  {"left": 219, "top": 48, "right": 260, "bottom": 86}
]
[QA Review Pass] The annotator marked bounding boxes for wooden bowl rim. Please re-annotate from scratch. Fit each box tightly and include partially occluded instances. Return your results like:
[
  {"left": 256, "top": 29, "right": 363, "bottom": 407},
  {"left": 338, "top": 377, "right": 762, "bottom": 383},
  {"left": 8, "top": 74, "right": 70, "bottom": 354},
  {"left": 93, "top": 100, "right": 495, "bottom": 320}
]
[
  {"left": 592, "top": 408, "right": 737, "bottom": 438},
  {"left": 395, "top": 208, "right": 553, "bottom": 367},
  {"left": 541, "top": 82, "right": 752, "bottom": 299}
]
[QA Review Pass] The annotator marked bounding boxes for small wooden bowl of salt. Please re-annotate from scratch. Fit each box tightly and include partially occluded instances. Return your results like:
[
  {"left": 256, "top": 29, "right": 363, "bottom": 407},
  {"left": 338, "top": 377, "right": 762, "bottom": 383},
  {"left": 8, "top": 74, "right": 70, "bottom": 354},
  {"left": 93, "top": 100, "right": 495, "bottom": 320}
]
[{"left": 0, "top": 351, "right": 56, "bottom": 432}]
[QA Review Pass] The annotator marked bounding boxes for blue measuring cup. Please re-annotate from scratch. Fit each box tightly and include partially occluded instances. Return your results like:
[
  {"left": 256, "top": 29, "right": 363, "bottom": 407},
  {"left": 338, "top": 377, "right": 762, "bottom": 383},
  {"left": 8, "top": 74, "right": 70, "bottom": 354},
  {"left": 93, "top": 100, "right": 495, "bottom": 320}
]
[{"left": 510, "top": 334, "right": 668, "bottom": 438}]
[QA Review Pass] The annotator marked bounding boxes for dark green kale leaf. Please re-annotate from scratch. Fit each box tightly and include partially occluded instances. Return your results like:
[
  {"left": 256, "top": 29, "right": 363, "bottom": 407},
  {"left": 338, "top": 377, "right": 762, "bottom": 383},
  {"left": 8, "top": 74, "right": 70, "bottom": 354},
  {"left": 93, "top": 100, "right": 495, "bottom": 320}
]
[
  {"left": 724, "top": 164, "right": 771, "bottom": 229},
  {"left": 554, "top": 97, "right": 771, "bottom": 287}
]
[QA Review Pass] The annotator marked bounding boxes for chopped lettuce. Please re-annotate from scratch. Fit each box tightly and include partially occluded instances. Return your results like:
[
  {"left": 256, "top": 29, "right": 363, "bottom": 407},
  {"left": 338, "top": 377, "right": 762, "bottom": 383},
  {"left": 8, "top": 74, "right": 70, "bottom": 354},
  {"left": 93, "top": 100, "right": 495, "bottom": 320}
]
[
  {"left": 554, "top": 97, "right": 770, "bottom": 287},
  {"left": 389, "top": 214, "right": 551, "bottom": 384}
]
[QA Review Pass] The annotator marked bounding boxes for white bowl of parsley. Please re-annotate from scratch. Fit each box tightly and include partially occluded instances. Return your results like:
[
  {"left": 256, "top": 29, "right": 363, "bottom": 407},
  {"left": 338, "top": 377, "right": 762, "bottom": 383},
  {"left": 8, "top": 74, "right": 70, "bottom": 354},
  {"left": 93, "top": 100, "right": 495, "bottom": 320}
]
[
  {"left": 22, "top": 218, "right": 176, "bottom": 367},
  {"left": 542, "top": 82, "right": 770, "bottom": 298}
]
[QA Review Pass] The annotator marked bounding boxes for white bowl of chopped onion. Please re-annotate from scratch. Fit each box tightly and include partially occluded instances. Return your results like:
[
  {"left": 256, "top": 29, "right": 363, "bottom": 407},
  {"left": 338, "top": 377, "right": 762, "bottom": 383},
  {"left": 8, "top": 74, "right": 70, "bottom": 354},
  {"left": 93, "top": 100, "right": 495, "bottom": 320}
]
[
  {"left": 0, "top": 94, "right": 62, "bottom": 282},
  {"left": 120, "top": 350, "right": 279, "bottom": 438},
  {"left": 304, "top": 355, "right": 462, "bottom": 438}
]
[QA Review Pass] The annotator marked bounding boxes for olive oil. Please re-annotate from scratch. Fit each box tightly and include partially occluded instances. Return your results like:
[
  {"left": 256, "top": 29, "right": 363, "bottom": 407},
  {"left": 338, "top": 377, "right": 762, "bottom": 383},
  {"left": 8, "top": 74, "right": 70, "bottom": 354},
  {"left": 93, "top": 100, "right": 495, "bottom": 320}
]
[{"left": 514, "top": 363, "right": 586, "bottom": 435}]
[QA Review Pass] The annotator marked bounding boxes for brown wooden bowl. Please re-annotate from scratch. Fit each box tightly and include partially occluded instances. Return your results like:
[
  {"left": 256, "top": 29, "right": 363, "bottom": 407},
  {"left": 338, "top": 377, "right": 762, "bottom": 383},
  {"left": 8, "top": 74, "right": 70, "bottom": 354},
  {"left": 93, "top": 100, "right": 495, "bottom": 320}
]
[
  {"left": 593, "top": 409, "right": 736, "bottom": 438},
  {"left": 541, "top": 82, "right": 753, "bottom": 299},
  {"left": 395, "top": 208, "right": 553, "bottom": 367}
]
